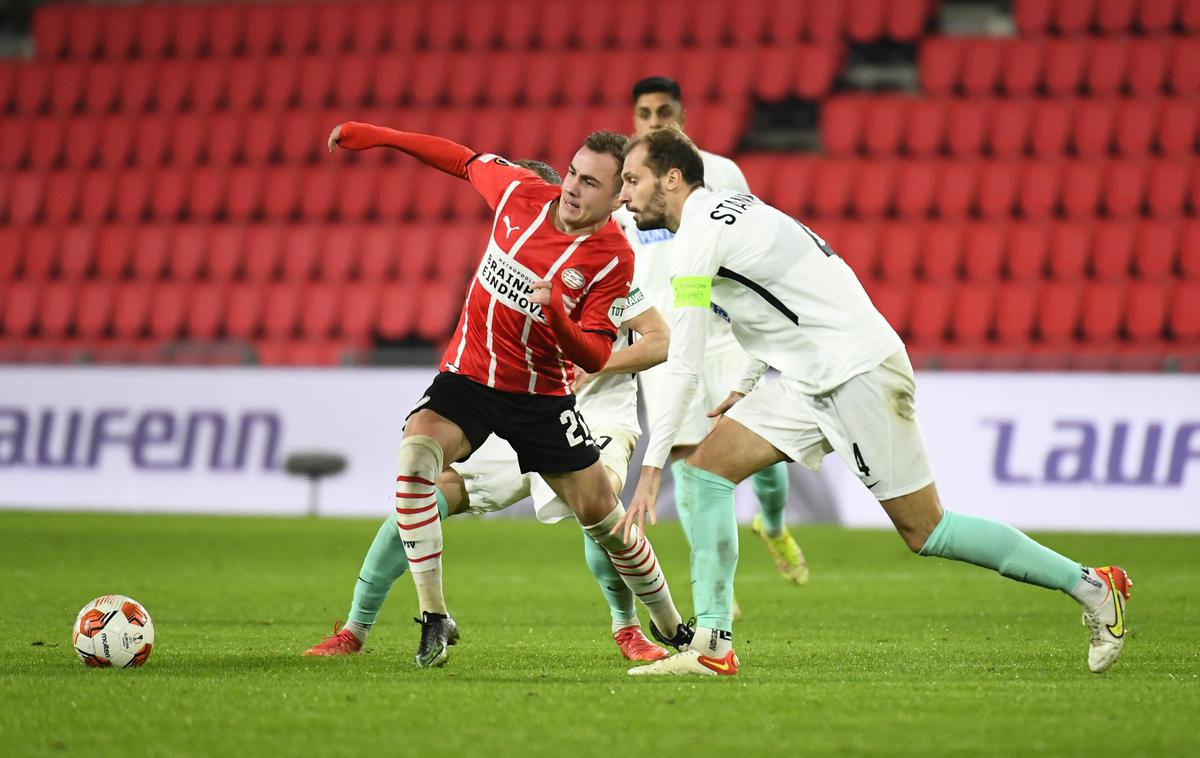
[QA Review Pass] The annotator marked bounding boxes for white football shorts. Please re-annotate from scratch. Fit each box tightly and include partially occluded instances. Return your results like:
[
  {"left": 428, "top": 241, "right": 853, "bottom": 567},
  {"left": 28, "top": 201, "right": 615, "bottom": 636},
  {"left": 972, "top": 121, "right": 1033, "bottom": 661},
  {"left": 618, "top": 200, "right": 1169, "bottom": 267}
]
[
  {"left": 724, "top": 349, "right": 935, "bottom": 501},
  {"left": 455, "top": 426, "right": 639, "bottom": 523}
]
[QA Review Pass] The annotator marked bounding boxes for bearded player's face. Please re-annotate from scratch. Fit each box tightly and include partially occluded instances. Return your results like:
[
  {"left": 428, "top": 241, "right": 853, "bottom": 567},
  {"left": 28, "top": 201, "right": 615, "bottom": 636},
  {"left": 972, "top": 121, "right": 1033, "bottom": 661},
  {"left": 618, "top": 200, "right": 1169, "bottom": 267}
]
[
  {"left": 558, "top": 148, "right": 622, "bottom": 228},
  {"left": 619, "top": 145, "right": 668, "bottom": 231}
]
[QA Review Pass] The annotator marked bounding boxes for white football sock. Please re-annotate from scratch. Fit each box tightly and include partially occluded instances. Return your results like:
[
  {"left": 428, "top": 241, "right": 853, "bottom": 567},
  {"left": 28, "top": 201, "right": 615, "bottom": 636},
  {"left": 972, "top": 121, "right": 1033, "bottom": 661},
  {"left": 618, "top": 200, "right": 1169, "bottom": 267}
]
[
  {"left": 1068, "top": 566, "right": 1110, "bottom": 610},
  {"left": 691, "top": 626, "right": 733, "bottom": 657},
  {"left": 394, "top": 435, "right": 448, "bottom": 615},
  {"left": 344, "top": 621, "right": 371, "bottom": 642},
  {"left": 583, "top": 505, "right": 682, "bottom": 636}
]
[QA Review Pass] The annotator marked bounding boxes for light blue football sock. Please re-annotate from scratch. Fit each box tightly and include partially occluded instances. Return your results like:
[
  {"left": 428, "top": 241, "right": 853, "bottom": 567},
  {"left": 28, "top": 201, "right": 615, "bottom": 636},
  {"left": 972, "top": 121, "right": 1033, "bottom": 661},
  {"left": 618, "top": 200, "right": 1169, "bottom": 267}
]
[
  {"left": 347, "top": 490, "right": 450, "bottom": 625},
  {"left": 678, "top": 463, "right": 739, "bottom": 632},
  {"left": 671, "top": 459, "right": 694, "bottom": 547},
  {"left": 581, "top": 528, "right": 637, "bottom": 628},
  {"left": 751, "top": 461, "right": 789, "bottom": 536},
  {"left": 919, "top": 510, "right": 1082, "bottom": 592}
]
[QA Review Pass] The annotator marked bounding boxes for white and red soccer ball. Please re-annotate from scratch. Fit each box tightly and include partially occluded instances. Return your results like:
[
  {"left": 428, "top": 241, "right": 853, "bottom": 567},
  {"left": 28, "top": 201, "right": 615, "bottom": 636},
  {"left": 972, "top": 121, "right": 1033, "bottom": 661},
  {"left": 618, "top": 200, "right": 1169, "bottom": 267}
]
[{"left": 72, "top": 595, "right": 155, "bottom": 668}]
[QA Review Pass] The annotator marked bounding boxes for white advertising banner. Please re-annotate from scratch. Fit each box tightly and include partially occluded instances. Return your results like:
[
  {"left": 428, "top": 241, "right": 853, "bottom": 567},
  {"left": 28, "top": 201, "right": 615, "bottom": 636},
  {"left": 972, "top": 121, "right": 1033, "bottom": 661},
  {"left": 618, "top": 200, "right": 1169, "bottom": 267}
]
[{"left": 0, "top": 368, "right": 1197, "bottom": 532}]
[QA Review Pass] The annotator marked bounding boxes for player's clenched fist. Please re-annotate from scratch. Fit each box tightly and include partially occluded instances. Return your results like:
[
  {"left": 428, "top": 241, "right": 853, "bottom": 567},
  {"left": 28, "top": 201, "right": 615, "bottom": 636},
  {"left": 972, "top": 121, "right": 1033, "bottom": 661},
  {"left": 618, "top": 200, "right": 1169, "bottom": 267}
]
[
  {"left": 326, "top": 124, "right": 342, "bottom": 153},
  {"left": 531, "top": 280, "right": 553, "bottom": 306}
]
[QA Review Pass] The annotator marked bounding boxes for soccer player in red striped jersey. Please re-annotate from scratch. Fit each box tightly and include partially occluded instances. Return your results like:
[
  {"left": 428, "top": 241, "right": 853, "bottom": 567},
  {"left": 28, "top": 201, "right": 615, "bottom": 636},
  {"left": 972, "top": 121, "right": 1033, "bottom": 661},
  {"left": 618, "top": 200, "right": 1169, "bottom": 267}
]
[{"left": 327, "top": 122, "right": 692, "bottom": 667}]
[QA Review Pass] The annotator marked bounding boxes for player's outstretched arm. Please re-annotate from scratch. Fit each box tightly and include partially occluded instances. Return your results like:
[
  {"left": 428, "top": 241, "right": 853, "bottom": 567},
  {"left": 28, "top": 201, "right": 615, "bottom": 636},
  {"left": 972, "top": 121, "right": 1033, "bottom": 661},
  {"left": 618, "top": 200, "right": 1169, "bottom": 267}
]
[{"left": 327, "top": 121, "right": 475, "bottom": 179}]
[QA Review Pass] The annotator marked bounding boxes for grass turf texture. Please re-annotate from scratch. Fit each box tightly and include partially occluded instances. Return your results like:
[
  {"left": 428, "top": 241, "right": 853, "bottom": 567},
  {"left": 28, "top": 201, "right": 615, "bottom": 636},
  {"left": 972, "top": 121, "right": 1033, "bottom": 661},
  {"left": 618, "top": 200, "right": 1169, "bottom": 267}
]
[{"left": 0, "top": 511, "right": 1196, "bottom": 757}]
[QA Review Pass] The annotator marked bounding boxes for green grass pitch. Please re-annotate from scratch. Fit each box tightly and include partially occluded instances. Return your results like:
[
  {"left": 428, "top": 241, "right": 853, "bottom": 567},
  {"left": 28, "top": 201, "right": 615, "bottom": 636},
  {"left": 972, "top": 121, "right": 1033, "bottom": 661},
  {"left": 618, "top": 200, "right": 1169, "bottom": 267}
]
[{"left": 0, "top": 510, "right": 1197, "bottom": 756}]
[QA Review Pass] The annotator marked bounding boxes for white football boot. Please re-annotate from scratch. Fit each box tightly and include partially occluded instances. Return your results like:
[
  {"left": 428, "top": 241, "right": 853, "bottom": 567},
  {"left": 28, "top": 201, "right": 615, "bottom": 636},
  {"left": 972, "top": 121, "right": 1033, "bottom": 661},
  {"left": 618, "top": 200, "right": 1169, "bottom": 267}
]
[
  {"left": 1081, "top": 566, "right": 1132, "bottom": 673},
  {"left": 628, "top": 648, "right": 739, "bottom": 676}
]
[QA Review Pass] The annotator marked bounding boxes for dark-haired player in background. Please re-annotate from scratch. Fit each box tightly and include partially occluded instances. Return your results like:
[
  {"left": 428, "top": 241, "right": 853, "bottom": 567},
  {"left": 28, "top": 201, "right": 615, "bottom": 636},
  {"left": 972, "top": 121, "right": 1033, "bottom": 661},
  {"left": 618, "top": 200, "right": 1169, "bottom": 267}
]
[{"left": 324, "top": 123, "right": 691, "bottom": 667}]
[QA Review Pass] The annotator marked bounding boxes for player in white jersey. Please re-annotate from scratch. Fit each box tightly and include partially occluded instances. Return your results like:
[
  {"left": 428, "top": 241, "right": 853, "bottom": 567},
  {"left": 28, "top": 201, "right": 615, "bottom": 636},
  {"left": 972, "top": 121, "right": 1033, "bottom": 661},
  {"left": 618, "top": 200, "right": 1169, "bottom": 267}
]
[
  {"left": 612, "top": 77, "right": 810, "bottom": 594},
  {"left": 615, "top": 129, "right": 1132, "bottom": 677},
  {"left": 305, "top": 160, "right": 678, "bottom": 664}
]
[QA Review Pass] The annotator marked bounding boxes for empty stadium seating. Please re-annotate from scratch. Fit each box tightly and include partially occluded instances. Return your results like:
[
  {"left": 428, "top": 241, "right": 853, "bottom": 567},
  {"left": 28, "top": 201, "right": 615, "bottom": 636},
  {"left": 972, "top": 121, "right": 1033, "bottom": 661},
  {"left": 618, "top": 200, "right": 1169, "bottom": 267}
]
[{"left": 1, "top": 0, "right": 1197, "bottom": 368}]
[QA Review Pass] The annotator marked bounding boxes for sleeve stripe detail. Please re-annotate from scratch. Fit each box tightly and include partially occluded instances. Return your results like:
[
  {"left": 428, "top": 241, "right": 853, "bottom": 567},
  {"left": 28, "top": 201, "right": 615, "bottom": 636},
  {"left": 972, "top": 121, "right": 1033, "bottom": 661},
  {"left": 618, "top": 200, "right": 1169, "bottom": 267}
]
[
  {"left": 465, "top": 152, "right": 485, "bottom": 167},
  {"left": 715, "top": 266, "right": 800, "bottom": 325},
  {"left": 583, "top": 255, "right": 621, "bottom": 294}
]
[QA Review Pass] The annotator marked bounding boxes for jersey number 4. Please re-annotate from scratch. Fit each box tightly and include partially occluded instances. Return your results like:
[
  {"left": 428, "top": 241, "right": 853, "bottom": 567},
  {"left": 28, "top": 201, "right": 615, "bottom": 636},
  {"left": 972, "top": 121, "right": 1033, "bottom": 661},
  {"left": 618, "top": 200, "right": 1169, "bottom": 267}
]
[{"left": 559, "top": 409, "right": 593, "bottom": 447}]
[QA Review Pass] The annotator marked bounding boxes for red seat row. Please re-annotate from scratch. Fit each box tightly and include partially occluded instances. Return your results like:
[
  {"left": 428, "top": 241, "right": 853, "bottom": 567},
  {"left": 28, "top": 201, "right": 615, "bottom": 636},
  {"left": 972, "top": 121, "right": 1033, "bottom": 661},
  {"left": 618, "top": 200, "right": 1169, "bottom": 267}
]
[
  {"left": 31, "top": 0, "right": 930, "bottom": 62},
  {"left": 0, "top": 222, "right": 490, "bottom": 285},
  {"left": 0, "top": 337, "right": 369, "bottom": 367},
  {"left": 1, "top": 44, "right": 826, "bottom": 118},
  {"left": 920, "top": 35, "right": 1200, "bottom": 97},
  {"left": 0, "top": 277, "right": 465, "bottom": 345},
  {"left": 822, "top": 95, "right": 1198, "bottom": 159},
  {"left": 816, "top": 219, "right": 1200, "bottom": 283},
  {"left": 0, "top": 101, "right": 742, "bottom": 174},
  {"left": 1013, "top": 0, "right": 1200, "bottom": 37},
  {"left": 863, "top": 278, "right": 1200, "bottom": 347},
  {"left": 737, "top": 155, "right": 1200, "bottom": 221}
]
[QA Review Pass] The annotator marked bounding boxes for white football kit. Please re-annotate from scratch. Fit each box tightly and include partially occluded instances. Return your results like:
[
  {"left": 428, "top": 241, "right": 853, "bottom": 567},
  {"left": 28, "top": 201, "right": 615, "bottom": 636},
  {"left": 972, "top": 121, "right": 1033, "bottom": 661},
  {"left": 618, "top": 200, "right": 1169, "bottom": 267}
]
[
  {"left": 454, "top": 282, "right": 650, "bottom": 522},
  {"left": 644, "top": 188, "right": 935, "bottom": 501},
  {"left": 614, "top": 149, "right": 759, "bottom": 447}
]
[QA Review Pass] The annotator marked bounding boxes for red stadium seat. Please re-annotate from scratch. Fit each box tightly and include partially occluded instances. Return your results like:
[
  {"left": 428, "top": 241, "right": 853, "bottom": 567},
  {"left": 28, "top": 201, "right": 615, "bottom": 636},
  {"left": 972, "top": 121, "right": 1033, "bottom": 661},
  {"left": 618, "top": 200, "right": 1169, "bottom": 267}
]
[
  {"left": 378, "top": 280, "right": 419, "bottom": 339},
  {"left": 852, "top": 161, "right": 896, "bottom": 218},
  {"left": 994, "top": 282, "right": 1039, "bottom": 345},
  {"left": 261, "top": 283, "right": 302, "bottom": 339},
  {"left": 43, "top": 171, "right": 80, "bottom": 225},
  {"left": 417, "top": 279, "right": 468, "bottom": 343},
  {"left": 100, "top": 4, "right": 137, "bottom": 59},
  {"left": 908, "top": 282, "right": 953, "bottom": 345},
  {"left": 1169, "top": 281, "right": 1200, "bottom": 341},
  {"left": 921, "top": 223, "right": 963, "bottom": 281},
  {"left": 320, "top": 225, "right": 360, "bottom": 282},
  {"left": 82, "top": 62, "right": 121, "bottom": 114},
  {"left": 340, "top": 281, "right": 380, "bottom": 340},
  {"left": 1056, "top": 0, "right": 1098, "bottom": 34},
  {"left": 49, "top": 61, "right": 84, "bottom": 114},
  {"left": 1, "top": 281, "right": 39, "bottom": 337},
  {"left": 1137, "top": 0, "right": 1180, "bottom": 33},
  {"left": 1146, "top": 160, "right": 1188, "bottom": 217},
  {"left": 846, "top": 0, "right": 885, "bottom": 43},
  {"left": 1006, "top": 222, "right": 1049, "bottom": 281},
  {"left": 1018, "top": 161, "right": 1062, "bottom": 220},
  {"left": 888, "top": 0, "right": 933, "bottom": 41},
  {"left": 261, "top": 166, "right": 302, "bottom": 223},
  {"left": 39, "top": 281, "right": 77, "bottom": 339},
  {"left": 950, "top": 281, "right": 995, "bottom": 346},
  {"left": 166, "top": 225, "right": 205, "bottom": 281},
  {"left": 185, "top": 283, "right": 225, "bottom": 340},
  {"left": 823, "top": 97, "right": 866, "bottom": 157},
  {"left": 837, "top": 223, "right": 880, "bottom": 278},
  {"left": 190, "top": 60, "right": 228, "bottom": 113},
  {"left": 128, "top": 225, "right": 171, "bottom": 281},
  {"left": 1045, "top": 39, "right": 1088, "bottom": 96},
  {"left": 1047, "top": 222, "right": 1091, "bottom": 280},
  {"left": 962, "top": 222, "right": 1005, "bottom": 281},
  {"left": 893, "top": 160, "right": 937, "bottom": 218},
  {"left": 135, "top": 3, "right": 173, "bottom": 58},
  {"left": 1013, "top": 0, "right": 1053, "bottom": 34},
  {"left": 863, "top": 97, "right": 908, "bottom": 156},
  {"left": 28, "top": 116, "right": 65, "bottom": 169},
  {"left": 1135, "top": 220, "right": 1178, "bottom": 279},
  {"left": 260, "top": 59, "right": 300, "bottom": 111},
  {"left": 134, "top": 115, "right": 170, "bottom": 168},
  {"left": 1097, "top": 0, "right": 1137, "bottom": 33},
  {"left": 225, "top": 282, "right": 264, "bottom": 340},
  {"left": 243, "top": 226, "right": 282, "bottom": 282},
  {"left": 120, "top": 61, "right": 157, "bottom": 114},
  {"left": 111, "top": 281, "right": 151, "bottom": 339},
  {"left": 76, "top": 281, "right": 114, "bottom": 339},
  {"left": 112, "top": 169, "right": 152, "bottom": 223},
  {"left": 1185, "top": 0, "right": 1200, "bottom": 32},
  {"left": 6, "top": 173, "right": 45, "bottom": 226},
  {"left": 0, "top": 117, "right": 30, "bottom": 171},
  {"left": 797, "top": 46, "right": 840, "bottom": 100},
  {"left": 1061, "top": 160, "right": 1102, "bottom": 219},
  {"left": 15, "top": 62, "right": 51, "bottom": 115},
  {"left": 769, "top": 156, "right": 819, "bottom": 217},
  {"left": 205, "top": 4, "right": 245, "bottom": 57},
  {"left": 208, "top": 225, "right": 245, "bottom": 281},
  {"left": 987, "top": 99, "right": 1031, "bottom": 159},
  {"left": 278, "top": 111, "right": 325, "bottom": 166},
  {"left": 65, "top": 4, "right": 103, "bottom": 60},
  {"left": 1091, "top": 221, "right": 1135, "bottom": 280},
  {"left": 226, "top": 59, "right": 263, "bottom": 112},
  {"left": 1114, "top": 99, "right": 1157, "bottom": 158},
  {"left": 147, "top": 281, "right": 187, "bottom": 339},
  {"left": 22, "top": 227, "right": 59, "bottom": 280},
  {"left": 1170, "top": 39, "right": 1200, "bottom": 95},
  {"left": 1126, "top": 39, "right": 1169, "bottom": 95},
  {"left": 189, "top": 167, "right": 228, "bottom": 222},
  {"left": 1102, "top": 160, "right": 1146, "bottom": 218},
  {"left": 1124, "top": 281, "right": 1169, "bottom": 341},
  {"left": 1181, "top": 220, "right": 1200, "bottom": 279},
  {"left": 934, "top": 160, "right": 977, "bottom": 219},
  {"left": 1001, "top": 38, "right": 1045, "bottom": 98},
  {"left": 976, "top": 161, "right": 1018, "bottom": 219},
  {"left": 359, "top": 226, "right": 398, "bottom": 281},
  {"left": 960, "top": 39, "right": 1002, "bottom": 96},
  {"left": 301, "top": 282, "right": 342, "bottom": 339},
  {"left": 1080, "top": 281, "right": 1125, "bottom": 345},
  {"left": 95, "top": 226, "right": 131, "bottom": 280},
  {"left": 156, "top": 60, "right": 191, "bottom": 115},
  {"left": 811, "top": 160, "right": 855, "bottom": 218},
  {"left": 58, "top": 226, "right": 93, "bottom": 279},
  {"left": 920, "top": 37, "right": 960, "bottom": 97},
  {"left": 755, "top": 45, "right": 800, "bottom": 102},
  {"left": 408, "top": 52, "right": 450, "bottom": 108},
  {"left": 62, "top": 116, "right": 102, "bottom": 171},
  {"left": 280, "top": 225, "right": 321, "bottom": 282},
  {"left": 1072, "top": 100, "right": 1115, "bottom": 158},
  {"left": 1156, "top": 99, "right": 1197, "bottom": 157},
  {"left": 32, "top": 4, "right": 69, "bottom": 59},
  {"left": 1037, "top": 280, "right": 1084, "bottom": 344},
  {"left": 1029, "top": 100, "right": 1070, "bottom": 158},
  {"left": 1086, "top": 38, "right": 1127, "bottom": 97}
]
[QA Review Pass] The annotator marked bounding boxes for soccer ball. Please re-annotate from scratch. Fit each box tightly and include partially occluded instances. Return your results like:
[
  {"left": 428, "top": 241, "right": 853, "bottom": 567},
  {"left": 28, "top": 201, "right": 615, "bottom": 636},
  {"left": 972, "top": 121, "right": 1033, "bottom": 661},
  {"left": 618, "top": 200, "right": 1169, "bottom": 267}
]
[{"left": 72, "top": 595, "right": 155, "bottom": 668}]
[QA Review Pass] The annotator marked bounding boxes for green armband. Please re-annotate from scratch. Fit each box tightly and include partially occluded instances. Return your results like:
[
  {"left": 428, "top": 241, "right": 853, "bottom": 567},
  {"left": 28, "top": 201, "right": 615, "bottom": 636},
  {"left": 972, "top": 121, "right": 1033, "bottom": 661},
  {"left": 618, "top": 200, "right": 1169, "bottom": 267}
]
[{"left": 673, "top": 276, "right": 712, "bottom": 308}]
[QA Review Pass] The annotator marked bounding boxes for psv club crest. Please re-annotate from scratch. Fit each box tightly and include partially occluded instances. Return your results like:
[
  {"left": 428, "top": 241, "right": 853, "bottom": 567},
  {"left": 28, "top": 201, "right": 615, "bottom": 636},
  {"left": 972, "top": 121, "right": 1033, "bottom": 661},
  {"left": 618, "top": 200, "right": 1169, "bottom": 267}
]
[{"left": 560, "top": 268, "right": 586, "bottom": 290}]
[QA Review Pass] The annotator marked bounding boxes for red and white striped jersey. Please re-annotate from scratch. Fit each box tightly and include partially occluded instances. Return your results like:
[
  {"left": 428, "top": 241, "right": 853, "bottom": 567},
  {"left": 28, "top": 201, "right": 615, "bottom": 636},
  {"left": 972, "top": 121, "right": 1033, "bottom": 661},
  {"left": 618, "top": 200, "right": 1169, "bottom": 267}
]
[{"left": 441, "top": 154, "right": 635, "bottom": 396}]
